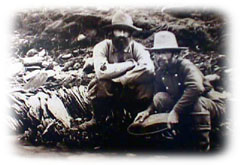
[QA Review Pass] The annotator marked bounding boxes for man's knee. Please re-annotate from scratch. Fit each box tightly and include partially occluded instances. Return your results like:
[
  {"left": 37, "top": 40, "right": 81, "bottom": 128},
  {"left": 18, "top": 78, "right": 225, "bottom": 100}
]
[
  {"left": 134, "top": 83, "right": 153, "bottom": 101},
  {"left": 153, "top": 92, "right": 174, "bottom": 112},
  {"left": 88, "top": 78, "right": 117, "bottom": 100}
]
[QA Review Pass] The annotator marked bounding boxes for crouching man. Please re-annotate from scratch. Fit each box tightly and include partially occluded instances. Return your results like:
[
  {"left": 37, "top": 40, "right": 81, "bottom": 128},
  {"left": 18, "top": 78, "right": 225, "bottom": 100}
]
[
  {"left": 134, "top": 31, "right": 226, "bottom": 151},
  {"left": 78, "top": 10, "right": 155, "bottom": 130}
]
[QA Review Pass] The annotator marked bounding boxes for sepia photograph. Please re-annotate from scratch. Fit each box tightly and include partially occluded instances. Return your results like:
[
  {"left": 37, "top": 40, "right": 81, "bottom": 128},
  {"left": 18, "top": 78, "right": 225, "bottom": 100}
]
[{"left": 1, "top": 0, "right": 239, "bottom": 163}]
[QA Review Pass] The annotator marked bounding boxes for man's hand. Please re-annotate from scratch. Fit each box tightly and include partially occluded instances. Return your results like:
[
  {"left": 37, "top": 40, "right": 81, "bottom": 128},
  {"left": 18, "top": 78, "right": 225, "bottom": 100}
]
[
  {"left": 167, "top": 110, "right": 179, "bottom": 129},
  {"left": 134, "top": 110, "right": 150, "bottom": 123}
]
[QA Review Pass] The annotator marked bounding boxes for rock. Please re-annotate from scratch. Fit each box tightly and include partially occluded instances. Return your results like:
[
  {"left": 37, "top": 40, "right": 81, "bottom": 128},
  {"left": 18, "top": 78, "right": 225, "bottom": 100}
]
[
  {"left": 28, "top": 95, "right": 42, "bottom": 121},
  {"left": 23, "top": 70, "right": 41, "bottom": 81},
  {"left": 22, "top": 56, "right": 43, "bottom": 66},
  {"left": 62, "top": 61, "right": 74, "bottom": 71},
  {"left": 26, "top": 48, "right": 38, "bottom": 57},
  {"left": 46, "top": 94, "right": 72, "bottom": 128},
  {"left": 41, "top": 61, "right": 50, "bottom": 68},
  {"left": 61, "top": 53, "right": 72, "bottom": 60},
  {"left": 73, "top": 62, "right": 81, "bottom": 70},
  {"left": 43, "top": 20, "right": 63, "bottom": 33},
  {"left": 24, "top": 72, "right": 48, "bottom": 90},
  {"left": 77, "top": 34, "right": 86, "bottom": 41},
  {"left": 42, "top": 119, "right": 55, "bottom": 136},
  {"left": 25, "top": 66, "right": 42, "bottom": 71},
  {"left": 62, "top": 21, "right": 78, "bottom": 31},
  {"left": 38, "top": 49, "right": 46, "bottom": 57}
]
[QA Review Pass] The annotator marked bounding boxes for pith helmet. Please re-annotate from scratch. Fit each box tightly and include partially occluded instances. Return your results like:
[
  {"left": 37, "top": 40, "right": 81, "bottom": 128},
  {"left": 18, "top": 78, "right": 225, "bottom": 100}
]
[
  {"left": 146, "top": 31, "right": 187, "bottom": 52},
  {"left": 103, "top": 10, "right": 142, "bottom": 32}
]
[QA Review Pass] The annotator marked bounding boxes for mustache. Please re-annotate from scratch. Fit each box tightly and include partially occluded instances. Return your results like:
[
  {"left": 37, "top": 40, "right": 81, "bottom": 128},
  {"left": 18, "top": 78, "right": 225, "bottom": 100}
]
[{"left": 115, "top": 36, "right": 128, "bottom": 42}]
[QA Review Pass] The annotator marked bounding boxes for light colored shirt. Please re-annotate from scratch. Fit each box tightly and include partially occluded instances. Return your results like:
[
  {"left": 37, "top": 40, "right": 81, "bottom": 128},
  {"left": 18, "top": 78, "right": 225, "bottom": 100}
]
[{"left": 93, "top": 39, "right": 154, "bottom": 85}]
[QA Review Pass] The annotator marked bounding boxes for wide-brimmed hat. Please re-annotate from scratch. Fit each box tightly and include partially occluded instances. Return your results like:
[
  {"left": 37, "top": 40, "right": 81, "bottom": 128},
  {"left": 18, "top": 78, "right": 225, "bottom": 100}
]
[
  {"left": 145, "top": 31, "right": 188, "bottom": 52},
  {"left": 103, "top": 10, "right": 142, "bottom": 32}
]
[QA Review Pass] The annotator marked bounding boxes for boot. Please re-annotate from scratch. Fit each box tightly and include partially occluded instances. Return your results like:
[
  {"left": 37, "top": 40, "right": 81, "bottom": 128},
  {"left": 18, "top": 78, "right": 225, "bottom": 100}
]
[{"left": 78, "top": 98, "right": 111, "bottom": 131}]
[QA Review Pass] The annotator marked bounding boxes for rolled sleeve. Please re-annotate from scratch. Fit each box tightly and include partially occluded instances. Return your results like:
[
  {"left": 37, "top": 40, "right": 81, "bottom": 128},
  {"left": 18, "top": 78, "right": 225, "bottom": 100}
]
[
  {"left": 93, "top": 40, "right": 110, "bottom": 79},
  {"left": 93, "top": 40, "right": 134, "bottom": 80},
  {"left": 134, "top": 42, "right": 155, "bottom": 74}
]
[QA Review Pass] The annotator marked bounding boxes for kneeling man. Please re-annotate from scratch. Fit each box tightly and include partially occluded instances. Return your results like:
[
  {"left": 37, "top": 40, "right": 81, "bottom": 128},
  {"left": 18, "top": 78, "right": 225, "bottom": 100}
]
[{"left": 134, "top": 31, "right": 226, "bottom": 151}]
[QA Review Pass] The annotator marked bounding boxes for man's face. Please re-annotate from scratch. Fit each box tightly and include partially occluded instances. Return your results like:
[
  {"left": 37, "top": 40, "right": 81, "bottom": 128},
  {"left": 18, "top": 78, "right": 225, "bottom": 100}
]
[
  {"left": 153, "top": 51, "right": 173, "bottom": 70},
  {"left": 112, "top": 28, "right": 131, "bottom": 50}
]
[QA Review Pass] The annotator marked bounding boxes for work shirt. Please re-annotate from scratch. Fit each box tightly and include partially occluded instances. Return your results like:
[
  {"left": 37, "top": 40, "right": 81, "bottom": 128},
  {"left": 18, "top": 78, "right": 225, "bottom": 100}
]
[
  {"left": 154, "top": 58, "right": 226, "bottom": 114},
  {"left": 93, "top": 39, "right": 154, "bottom": 85}
]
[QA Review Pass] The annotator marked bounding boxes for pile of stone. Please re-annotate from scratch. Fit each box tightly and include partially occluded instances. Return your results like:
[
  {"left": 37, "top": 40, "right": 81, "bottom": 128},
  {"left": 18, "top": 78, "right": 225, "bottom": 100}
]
[{"left": 9, "top": 44, "right": 99, "bottom": 147}]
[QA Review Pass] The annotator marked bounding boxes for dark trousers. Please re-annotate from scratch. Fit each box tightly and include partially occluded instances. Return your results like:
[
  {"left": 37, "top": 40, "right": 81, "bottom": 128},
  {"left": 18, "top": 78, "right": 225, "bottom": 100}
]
[
  {"left": 87, "top": 78, "right": 153, "bottom": 123},
  {"left": 152, "top": 92, "right": 225, "bottom": 151},
  {"left": 153, "top": 92, "right": 225, "bottom": 122}
]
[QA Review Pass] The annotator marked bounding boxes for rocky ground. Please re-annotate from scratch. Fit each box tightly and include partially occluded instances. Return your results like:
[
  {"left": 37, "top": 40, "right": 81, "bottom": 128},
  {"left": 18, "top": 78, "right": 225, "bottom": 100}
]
[{"left": 8, "top": 7, "right": 230, "bottom": 153}]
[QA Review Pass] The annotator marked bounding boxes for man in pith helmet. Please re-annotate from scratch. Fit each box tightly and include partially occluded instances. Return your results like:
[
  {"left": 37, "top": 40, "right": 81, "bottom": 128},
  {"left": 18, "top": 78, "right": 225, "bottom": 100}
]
[
  {"left": 78, "top": 10, "right": 155, "bottom": 130},
  {"left": 134, "top": 31, "right": 226, "bottom": 151}
]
